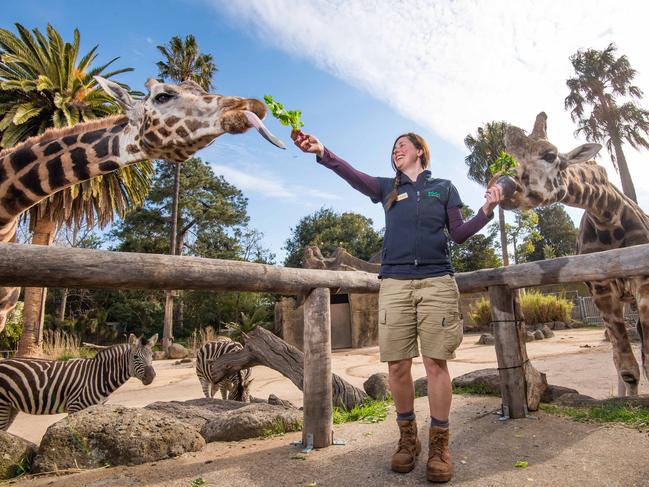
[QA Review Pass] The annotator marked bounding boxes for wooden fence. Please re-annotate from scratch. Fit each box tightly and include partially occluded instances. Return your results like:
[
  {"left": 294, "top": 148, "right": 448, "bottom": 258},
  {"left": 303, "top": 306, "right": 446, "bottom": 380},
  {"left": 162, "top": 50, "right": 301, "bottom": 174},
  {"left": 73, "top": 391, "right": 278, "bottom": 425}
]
[{"left": 1, "top": 242, "right": 648, "bottom": 448}]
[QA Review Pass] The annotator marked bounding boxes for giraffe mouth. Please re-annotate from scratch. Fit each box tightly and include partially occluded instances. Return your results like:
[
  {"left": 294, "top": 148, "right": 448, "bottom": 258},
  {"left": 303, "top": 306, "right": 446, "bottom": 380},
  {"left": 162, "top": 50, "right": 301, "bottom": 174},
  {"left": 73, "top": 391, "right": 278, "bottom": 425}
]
[{"left": 243, "top": 110, "right": 286, "bottom": 149}]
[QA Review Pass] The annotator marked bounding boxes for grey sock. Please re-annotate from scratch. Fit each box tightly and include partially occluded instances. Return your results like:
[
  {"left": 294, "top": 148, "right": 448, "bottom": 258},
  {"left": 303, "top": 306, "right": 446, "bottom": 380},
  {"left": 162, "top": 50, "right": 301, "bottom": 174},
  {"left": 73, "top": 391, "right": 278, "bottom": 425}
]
[
  {"left": 430, "top": 416, "right": 449, "bottom": 429},
  {"left": 397, "top": 410, "right": 416, "bottom": 422}
]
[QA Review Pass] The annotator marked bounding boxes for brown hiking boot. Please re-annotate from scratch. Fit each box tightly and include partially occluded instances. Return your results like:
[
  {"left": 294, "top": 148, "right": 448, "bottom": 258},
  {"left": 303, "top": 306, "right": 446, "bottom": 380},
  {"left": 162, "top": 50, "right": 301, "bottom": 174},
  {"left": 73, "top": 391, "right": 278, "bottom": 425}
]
[
  {"left": 391, "top": 419, "right": 421, "bottom": 473},
  {"left": 427, "top": 426, "right": 453, "bottom": 482}
]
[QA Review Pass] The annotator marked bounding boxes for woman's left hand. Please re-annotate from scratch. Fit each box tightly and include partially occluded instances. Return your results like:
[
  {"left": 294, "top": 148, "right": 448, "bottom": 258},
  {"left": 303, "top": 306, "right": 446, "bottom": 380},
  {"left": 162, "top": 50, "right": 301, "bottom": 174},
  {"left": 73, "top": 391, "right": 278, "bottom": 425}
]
[{"left": 482, "top": 184, "right": 504, "bottom": 216}]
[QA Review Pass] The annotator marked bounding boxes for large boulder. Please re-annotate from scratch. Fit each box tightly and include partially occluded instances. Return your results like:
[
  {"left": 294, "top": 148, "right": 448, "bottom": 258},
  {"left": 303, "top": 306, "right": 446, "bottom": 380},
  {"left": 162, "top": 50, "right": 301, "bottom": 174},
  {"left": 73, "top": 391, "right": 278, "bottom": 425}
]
[
  {"left": 0, "top": 431, "right": 36, "bottom": 479},
  {"left": 452, "top": 368, "right": 501, "bottom": 395},
  {"left": 200, "top": 403, "right": 302, "bottom": 442},
  {"left": 533, "top": 329, "right": 545, "bottom": 340},
  {"left": 167, "top": 343, "right": 189, "bottom": 359},
  {"left": 363, "top": 373, "right": 390, "bottom": 400},
  {"left": 477, "top": 333, "right": 495, "bottom": 345},
  {"left": 414, "top": 377, "right": 428, "bottom": 398},
  {"left": 541, "top": 325, "right": 555, "bottom": 338},
  {"left": 33, "top": 405, "right": 205, "bottom": 472},
  {"left": 145, "top": 398, "right": 249, "bottom": 431}
]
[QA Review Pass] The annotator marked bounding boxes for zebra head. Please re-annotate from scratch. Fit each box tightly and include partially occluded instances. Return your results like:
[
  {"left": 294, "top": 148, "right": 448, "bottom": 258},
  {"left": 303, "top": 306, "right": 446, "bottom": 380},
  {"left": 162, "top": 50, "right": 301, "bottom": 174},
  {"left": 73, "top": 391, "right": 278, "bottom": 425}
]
[{"left": 128, "top": 333, "right": 158, "bottom": 385}]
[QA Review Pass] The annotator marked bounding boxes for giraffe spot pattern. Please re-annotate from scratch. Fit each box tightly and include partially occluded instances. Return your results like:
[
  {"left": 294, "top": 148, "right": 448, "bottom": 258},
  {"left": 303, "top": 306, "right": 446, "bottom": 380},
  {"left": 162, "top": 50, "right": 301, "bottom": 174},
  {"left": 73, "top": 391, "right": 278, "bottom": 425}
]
[
  {"left": 93, "top": 138, "right": 110, "bottom": 159},
  {"left": 165, "top": 116, "right": 180, "bottom": 127},
  {"left": 176, "top": 126, "right": 189, "bottom": 138},
  {"left": 9, "top": 147, "right": 37, "bottom": 172},
  {"left": 46, "top": 155, "right": 69, "bottom": 189},
  {"left": 111, "top": 137, "right": 120, "bottom": 157},
  {"left": 19, "top": 165, "right": 47, "bottom": 197},
  {"left": 62, "top": 134, "right": 78, "bottom": 146},
  {"left": 2, "top": 185, "right": 32, "bottom": 214},
  {"left": 99, "top": 161, "right": 120, "bottom": 172},
  {"left": 80, "top": 129, "right": 106, "bottom": 145},
  {"left": 43, "top": 141, "right": 63, "bottom": 156},
  {"left": 70, "top": 147, "right": 91, "bottom": 180}
]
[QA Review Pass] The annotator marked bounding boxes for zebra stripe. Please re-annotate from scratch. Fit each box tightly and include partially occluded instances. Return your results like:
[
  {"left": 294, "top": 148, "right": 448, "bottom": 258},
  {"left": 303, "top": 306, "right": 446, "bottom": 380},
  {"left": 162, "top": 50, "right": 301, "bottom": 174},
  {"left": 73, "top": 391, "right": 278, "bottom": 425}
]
[
  {"left": 195, "top": 338, "right": 252, "bottom": 402},
  {"left": 0, "top": 333, "right": 157, "bottom": 430}
]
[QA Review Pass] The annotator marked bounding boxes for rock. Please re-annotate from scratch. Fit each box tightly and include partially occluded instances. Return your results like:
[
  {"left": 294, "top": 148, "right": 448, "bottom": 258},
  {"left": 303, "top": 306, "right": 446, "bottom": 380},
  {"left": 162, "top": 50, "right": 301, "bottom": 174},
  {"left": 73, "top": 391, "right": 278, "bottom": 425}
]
[
  {"left": 33, "top": 405, "right": 205, "bottom": 472},
  {"left": 543, "top": 321, "right": 555, "bottom": 330},
  {"left": 152, "top": 351, "right": 167, "bottom": 361},
  {"left": 167, "top": 343, "right": 189, "bottom": 359},
  {"left": 533, "top": 330, "right": 545, "bottom": 340},
  {"left": 363, "top": 373, "right": 390, "bottom": 400},
  {"left": 451, "top": 368, "right": 501, "bottom": 396},
  {"left": 553, "top": 321, "right": 566, "bottom": 330},
  {"left": 268, "top": 394, "right": 298, "bottom": 409},
  {"left": 554, "top": 393, "right": 597, "bottom": 407},
  {"left": 525, "top": 331, "right": 535, "bottom": 342},
  {"left": 414, "top": 377, "right": 428, "bottom": 398},
  {"left": 0, "top": 431, "right": 36, "bottom": 479},
  {"left": 145, "top": 398, "right": 248, "bottom": 431},
  {"left": 200, "top": 403, "right": 302, "bottom": 442},
  {"left": 477, "top": 333, "right": 495, "bottom": 345},
  {"left": 542, "top": 325, "right": 555, "bottom": 339},
  {"left": 540, "top": 385, "right": 579, "bottom": 403},
  {"left": 174, "top": 358, "right": 193, "bottom": 365}
]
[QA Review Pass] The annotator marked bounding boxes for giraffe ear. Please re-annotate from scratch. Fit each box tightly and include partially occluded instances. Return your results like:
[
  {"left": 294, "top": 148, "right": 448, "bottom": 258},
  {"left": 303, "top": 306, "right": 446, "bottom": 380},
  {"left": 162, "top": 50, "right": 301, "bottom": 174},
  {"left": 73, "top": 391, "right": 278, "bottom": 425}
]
[
  {"left": 559, "top": 143, "right": 602, "bottom": 169},
  {"left": 94, "top": 76, "right": 135, "bottom": 113}
]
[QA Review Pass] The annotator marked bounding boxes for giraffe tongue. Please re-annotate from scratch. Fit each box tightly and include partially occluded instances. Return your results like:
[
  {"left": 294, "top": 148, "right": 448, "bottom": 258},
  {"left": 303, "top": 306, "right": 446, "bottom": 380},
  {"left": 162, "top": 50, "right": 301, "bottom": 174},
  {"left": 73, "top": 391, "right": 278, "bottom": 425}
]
[
  {"left": 496, "top": 176, "right": 518, "bottom": 198},
  {"left": 243, "top": 110, "right": 286, "bottom": 149}
]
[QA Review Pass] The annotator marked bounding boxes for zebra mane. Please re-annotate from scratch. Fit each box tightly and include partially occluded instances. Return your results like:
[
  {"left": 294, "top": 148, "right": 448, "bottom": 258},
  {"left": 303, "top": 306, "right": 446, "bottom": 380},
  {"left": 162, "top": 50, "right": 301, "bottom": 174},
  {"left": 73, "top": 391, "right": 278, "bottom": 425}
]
[{"left": 94, "top": 343, "right": 129, "bottom": 359}]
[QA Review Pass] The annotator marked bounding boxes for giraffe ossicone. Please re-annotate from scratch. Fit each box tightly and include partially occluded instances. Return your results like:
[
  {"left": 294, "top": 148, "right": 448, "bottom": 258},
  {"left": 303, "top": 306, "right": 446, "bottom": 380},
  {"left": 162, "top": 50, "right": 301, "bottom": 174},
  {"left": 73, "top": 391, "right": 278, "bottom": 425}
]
[
  {"left": 0, "top": 77, "right": 285, "bottom": 333},
  {"left": 497, "top": 112, "right": 649, "bottom": 397}
]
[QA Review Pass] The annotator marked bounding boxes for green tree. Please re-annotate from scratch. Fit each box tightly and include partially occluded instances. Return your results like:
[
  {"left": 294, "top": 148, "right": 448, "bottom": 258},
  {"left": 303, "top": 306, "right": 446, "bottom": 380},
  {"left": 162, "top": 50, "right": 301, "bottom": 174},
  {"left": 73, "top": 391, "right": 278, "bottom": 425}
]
[
  {"left": 504, "top": 210, "right": 542, "bottom": 264},
  {"left": 527, "top": 204, "right": 578, "bottom": 261},
  {"left": 283, "top": 208, "right": 383, "bottom": 268},
  {"left": 464, "top": 121, "right": 510, "bottom": 265},
  {"left": 449, "top": 207, "right": 502, "bottom": 272},
  {"left": 0, "top": 23, "right": 153, "bottom": 356},
  {"left": 565, "top": 43, "right": 649, "bottom": 203},
  {"left": 156, "top": 34, "right": 216, "bottom": 351}
]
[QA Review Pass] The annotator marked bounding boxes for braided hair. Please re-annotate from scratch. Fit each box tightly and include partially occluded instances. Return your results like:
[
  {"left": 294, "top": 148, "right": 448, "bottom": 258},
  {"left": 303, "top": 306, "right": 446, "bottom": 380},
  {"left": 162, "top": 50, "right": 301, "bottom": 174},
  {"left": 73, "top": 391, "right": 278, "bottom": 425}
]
[{"left": 384, "top": 133, "right": 430, "bottom": 209}]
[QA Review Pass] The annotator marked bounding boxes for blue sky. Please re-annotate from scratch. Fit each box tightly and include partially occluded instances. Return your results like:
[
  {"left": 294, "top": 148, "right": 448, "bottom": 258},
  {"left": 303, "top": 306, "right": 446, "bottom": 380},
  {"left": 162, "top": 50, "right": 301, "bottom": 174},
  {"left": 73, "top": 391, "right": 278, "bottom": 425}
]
[{"left": 5, "top": 0, "right": 649, "bottom": 262}]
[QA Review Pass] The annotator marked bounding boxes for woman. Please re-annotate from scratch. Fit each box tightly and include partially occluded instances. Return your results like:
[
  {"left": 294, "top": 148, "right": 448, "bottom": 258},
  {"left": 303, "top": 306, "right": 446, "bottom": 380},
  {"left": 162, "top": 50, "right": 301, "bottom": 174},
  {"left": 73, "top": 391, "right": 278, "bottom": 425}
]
[{"left": 292, "top": 130, "right": 503, "bottom": 483}]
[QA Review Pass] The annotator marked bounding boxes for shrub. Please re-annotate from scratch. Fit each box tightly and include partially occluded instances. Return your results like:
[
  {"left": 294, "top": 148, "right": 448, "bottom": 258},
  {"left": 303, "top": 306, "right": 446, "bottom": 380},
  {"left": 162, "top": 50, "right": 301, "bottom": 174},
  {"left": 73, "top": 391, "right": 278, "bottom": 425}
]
[{"left": 467, "top": 292, "right": 573, "bottom": 328}]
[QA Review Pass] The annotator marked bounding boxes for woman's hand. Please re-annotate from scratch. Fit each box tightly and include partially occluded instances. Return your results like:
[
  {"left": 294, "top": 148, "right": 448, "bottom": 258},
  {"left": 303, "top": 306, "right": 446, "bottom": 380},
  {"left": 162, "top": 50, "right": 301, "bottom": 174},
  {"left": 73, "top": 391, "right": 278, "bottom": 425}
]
[
  {"left": 291, "top": 129, "right": 325, "bottom": 158},
  {"left": 482, "top": 184, "right": 504, "bottom": 216}
]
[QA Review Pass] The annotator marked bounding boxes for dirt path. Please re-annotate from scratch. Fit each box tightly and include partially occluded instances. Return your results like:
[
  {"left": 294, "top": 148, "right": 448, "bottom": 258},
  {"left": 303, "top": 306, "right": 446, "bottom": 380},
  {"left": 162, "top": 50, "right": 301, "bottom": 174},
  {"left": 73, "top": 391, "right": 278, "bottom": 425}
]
[
  {"left": 14, "top": 394, "right": 649, "bottom": 487},
  {"left": 8, "top": 328, "right": 648, "bottom": 444},
  {"left": 8, "top": 328, "right": 649, "bottom": 486}
]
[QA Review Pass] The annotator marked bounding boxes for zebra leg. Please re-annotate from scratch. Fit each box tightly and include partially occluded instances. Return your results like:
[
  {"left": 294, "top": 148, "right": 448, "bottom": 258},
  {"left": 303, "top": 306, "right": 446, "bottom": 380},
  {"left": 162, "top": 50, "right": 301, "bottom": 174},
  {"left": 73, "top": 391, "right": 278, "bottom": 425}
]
[
  {"left": 0, "top": 402, "right": 18, "bottom": 431},
  {"left": 220, "top": 383, "right": 228, "bottom": 400},
  {"left": 200, "top": 379, "right": 211, "bottom": 399}
]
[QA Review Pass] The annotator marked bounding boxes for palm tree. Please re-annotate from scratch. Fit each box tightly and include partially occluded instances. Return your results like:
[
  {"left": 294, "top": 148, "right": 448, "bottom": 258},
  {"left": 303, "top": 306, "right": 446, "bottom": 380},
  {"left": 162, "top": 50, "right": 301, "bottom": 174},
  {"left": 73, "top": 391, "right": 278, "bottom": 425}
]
[
  {"left": 0, "top": 23, "right": 154, "bottom": 356},
  {"left": 565, "top": 43, "right": 649, "bottom": 203},
  {"left": 156, "top": 35, "right": 216, "bottom": 353},
  {"left": 464, "top": 121, "right": 510, "bottom": 266}
]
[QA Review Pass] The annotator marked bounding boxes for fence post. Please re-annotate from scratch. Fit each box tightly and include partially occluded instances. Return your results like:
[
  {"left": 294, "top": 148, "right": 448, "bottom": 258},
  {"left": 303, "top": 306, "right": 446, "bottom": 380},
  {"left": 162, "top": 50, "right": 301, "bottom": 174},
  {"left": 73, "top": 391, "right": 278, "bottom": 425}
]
[
  {"left": 302, "top": 287, "right": 333, "bottom": 448},
  {"left": 488, "top": 285, "right": 528, "bottom": 418}
]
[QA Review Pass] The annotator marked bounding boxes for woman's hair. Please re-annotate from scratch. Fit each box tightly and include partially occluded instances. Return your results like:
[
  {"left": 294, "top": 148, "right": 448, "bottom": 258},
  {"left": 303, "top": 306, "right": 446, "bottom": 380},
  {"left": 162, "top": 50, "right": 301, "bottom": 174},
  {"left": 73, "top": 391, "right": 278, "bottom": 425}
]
[{"left": 384, "top": 133, "right": 430, "bottom": 209}]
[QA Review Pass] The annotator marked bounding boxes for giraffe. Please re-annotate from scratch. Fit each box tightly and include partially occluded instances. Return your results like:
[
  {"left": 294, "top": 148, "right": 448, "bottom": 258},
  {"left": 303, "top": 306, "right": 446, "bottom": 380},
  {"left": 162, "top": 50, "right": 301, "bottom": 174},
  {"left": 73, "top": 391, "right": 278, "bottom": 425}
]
[
  {"left": 498, "top": 111, "right": 649, "bottom": 396},
  {"left": 0, "top": 76, "right": 284, "bottom": 331}
]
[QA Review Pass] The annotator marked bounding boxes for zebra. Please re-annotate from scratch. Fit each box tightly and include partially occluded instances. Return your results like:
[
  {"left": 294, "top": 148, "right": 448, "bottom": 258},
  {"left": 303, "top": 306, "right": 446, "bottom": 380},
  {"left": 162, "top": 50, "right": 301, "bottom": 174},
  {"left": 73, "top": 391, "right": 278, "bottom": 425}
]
[
  {"left": 0, "top": 333, "right": 157, "bottom": 430},
  {"left": 195, "top": 338, "right": 252, "bottom": 402}
]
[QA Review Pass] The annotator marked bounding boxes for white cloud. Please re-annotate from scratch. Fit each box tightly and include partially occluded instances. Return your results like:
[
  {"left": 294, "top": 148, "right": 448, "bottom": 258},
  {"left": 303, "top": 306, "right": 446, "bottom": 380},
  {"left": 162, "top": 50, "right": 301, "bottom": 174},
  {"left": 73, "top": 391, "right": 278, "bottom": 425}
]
[
  {"left": 207, "top": 0, "right": 649, "bottom": 210},
  {"left": 210, "top": 163, "right": 295, "bottom": 198}
]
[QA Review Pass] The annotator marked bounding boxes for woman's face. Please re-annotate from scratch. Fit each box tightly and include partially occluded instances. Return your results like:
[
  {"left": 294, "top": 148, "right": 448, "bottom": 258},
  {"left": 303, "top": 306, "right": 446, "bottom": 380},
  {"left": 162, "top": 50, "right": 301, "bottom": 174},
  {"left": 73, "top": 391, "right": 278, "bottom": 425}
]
[{"left": 392, "top": 136, "right": 423, "bottom": 172}]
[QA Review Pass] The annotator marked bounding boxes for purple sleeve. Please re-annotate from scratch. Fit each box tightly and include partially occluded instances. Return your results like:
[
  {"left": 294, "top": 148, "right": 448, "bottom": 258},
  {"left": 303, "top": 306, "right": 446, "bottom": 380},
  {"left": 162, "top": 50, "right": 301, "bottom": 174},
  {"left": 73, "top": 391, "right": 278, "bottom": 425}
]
[
  {"left": 316, "top": 147, "right": 382, "bottom": 202},
  {"left": 447, "top": 207, "right": 494, "bottom": 244}
]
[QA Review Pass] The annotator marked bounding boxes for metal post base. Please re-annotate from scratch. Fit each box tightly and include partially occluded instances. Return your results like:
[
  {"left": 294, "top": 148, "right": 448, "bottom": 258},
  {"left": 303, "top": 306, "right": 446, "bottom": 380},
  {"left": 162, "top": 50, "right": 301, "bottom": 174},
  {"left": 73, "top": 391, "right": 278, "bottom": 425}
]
[
  {"left": 496, "top": 404, "right": 538, "bottom": 421},
  {"left": 290, "top": 432, "right": 346, "bottom": 452}
]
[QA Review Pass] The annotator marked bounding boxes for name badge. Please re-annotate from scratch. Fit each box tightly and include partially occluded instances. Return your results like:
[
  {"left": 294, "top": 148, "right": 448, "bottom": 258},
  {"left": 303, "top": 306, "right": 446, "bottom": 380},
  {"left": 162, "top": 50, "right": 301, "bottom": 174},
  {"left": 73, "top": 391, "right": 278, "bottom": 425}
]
[{"left": 397, "top": 192, "right": 408, "bottom": 201}]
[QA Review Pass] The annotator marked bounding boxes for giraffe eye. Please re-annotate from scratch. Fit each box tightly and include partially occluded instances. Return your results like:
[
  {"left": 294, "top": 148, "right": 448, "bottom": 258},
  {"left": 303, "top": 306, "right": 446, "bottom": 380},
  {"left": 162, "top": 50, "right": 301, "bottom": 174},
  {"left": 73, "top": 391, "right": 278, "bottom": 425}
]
[
  {"left": 542, "top": 152, "right": 557, "bottom": 163},
  {"left": 154, "top": 93, "right": 174, "bottom": 104}
]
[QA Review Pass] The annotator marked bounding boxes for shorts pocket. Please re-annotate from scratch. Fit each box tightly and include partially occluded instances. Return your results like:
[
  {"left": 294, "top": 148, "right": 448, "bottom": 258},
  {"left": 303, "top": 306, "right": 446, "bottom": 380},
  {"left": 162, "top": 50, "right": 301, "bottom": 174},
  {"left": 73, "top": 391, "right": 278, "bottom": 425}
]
[
  {"left": 443, "top": 311, "right": 463, "bottom": 355},
  {"left": 379, "top": 308, "right": 387, "bottom": 325}
]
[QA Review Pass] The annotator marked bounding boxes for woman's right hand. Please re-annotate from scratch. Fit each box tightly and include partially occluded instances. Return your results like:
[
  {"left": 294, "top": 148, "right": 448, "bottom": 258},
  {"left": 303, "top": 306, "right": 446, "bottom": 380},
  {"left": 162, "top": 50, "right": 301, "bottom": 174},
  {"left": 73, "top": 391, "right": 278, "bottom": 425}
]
[{"left": 291, "top": 130, "right": 325, "bottom": 158}]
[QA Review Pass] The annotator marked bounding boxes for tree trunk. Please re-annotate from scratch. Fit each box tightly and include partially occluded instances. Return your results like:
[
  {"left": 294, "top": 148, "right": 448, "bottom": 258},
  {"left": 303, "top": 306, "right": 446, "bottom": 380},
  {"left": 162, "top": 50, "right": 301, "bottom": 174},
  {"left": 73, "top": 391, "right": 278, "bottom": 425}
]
[
  {"left": 17, "top": 217, "right": 55, "bottom": 357},
  {"left": 611, "top": 136, "right": 638, "bottom": 203},
  {"left": 498, "top": 206, "right": 509, "bottom": 266},
  {"left": 162, "top": 162, "right": 181, "bottom": 353},
  {"left": 208, "top": 326, "right": 368, "bottom": 409},
  {"left": 57, "top": 288, "right": 68, "bottom": 321}
]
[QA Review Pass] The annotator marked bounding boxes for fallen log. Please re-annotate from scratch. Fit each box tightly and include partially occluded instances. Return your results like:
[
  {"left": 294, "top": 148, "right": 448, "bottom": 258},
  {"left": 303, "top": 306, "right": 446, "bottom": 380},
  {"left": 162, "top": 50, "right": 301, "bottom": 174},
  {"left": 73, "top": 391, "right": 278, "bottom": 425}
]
[{"left": 208, "top": 326, "right": 367, "bottom": 409}]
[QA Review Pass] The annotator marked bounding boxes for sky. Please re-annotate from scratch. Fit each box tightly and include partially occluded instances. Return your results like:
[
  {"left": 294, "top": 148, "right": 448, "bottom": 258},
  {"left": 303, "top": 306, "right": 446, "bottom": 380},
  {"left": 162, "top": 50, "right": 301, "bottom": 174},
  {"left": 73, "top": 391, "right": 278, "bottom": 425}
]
[{"left": 4, "top": 0, "right": 649, "bottom": 263}]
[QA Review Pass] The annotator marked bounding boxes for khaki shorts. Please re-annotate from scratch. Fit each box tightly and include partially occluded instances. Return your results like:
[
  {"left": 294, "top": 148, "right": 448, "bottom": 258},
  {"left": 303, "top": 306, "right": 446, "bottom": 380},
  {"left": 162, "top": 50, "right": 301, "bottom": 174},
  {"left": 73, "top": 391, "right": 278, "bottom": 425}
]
[{"left": 378, "top": 275, "right": 463, "bottom": 362}]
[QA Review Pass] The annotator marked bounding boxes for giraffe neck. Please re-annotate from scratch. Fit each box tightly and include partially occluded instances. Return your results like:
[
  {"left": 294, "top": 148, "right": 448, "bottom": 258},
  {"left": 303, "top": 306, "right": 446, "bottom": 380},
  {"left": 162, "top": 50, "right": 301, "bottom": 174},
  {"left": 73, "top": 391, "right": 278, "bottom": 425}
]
[
  {"left": 560, "top": 163, "right": 634, "bottom": 225},
  {"left": 0, "top": 117, "right": 146, "bottom": 226}
]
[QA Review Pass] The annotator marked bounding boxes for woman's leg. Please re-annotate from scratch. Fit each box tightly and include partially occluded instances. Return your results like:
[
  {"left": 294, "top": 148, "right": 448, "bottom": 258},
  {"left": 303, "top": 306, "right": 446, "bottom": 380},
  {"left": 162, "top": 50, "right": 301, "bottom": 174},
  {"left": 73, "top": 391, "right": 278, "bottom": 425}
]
[
  {"left": 422, "top": 356, "right": 451, "bottom": 421},
  {"left": 388, "top": 358, "right": 415, "bottom": 413}
]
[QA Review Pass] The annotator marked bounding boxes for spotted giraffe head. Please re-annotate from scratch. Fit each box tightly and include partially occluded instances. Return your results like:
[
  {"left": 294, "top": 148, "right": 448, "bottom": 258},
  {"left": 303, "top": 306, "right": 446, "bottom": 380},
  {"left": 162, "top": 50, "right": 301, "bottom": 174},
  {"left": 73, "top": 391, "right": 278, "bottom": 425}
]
[
  {"left": 95, "top": 77, "right": 284, "bottom": 162},
  {"left": 497, "top": 112, "right": 602, "bottom": 210}
]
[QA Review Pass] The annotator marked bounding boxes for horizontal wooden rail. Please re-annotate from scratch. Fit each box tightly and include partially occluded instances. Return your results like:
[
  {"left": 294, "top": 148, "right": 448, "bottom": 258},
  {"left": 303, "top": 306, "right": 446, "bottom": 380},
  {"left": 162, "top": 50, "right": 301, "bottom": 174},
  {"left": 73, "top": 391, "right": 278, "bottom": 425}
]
[
  {"left": 1, "top": 242, "right": 649, "bottom": 293},
  {"left": 0, "top": 243, "right": 379, "bottom": 294}
]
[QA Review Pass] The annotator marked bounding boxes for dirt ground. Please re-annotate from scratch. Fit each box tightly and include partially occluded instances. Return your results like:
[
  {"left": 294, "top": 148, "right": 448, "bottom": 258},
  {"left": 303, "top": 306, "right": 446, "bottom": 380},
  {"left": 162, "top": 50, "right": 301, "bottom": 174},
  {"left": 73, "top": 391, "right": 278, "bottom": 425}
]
[{"left": 9, "top": 328, "right": 649, "bottom": 486}]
